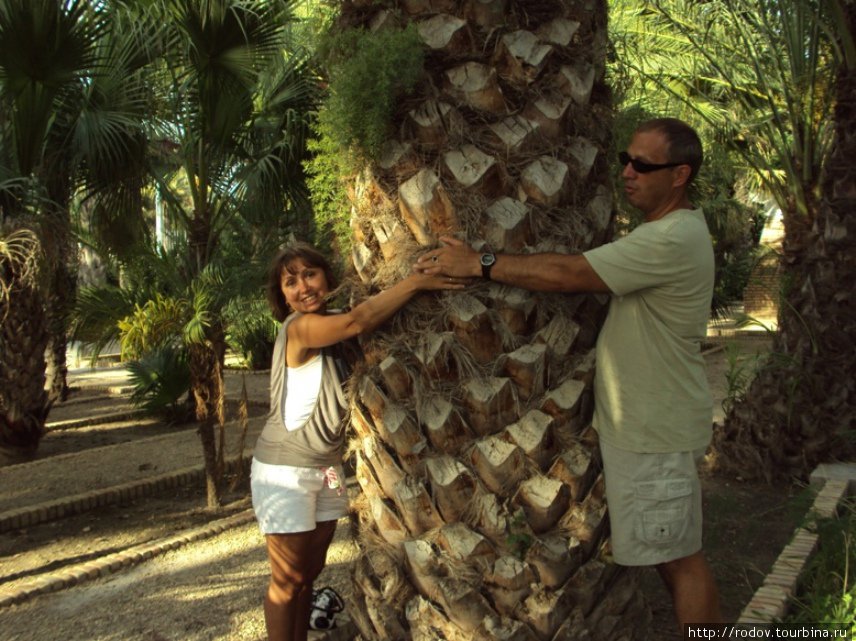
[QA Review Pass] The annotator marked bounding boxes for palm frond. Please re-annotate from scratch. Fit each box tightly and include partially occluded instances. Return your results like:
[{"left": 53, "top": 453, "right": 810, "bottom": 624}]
[
  {"left": 0, "top": 225, "right": 41, "bottom": 307},
  {"left": 126, "top": 344, "right": 191, "bottom": 419},
  {"left": 613, "top": 0, "right": 840, "bottom": 218},
  {"left": 70, "top": 284, "right": 135, "bottom": 361}
]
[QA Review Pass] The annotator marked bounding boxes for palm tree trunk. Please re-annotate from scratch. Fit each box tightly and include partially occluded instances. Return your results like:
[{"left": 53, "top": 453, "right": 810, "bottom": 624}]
[
  {"left": 335, "top": 2, "right": 649, "bottom": 639},
  {"left": 0, "top": 227, "right": 51, "bottom": 465},
  {"left": 714, "top": 7, "right": 856, "bottom": 481},
  {"left": 188, "top": 325, "right": 227, "bottom": 508},
  {"left": 45, "top": 257, "right": 75, "bottom": 403}
]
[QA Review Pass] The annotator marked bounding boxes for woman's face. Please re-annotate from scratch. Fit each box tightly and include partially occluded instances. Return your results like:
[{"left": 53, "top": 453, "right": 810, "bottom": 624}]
[{"left": 280, "top": 258, "right": 329, "bottom": 314}]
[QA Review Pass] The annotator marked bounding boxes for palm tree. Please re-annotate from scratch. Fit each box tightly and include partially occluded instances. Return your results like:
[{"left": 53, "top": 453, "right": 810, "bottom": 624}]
[
  {"left": 611, "top": 0, "right": 854, "bottom": 480},
  {"left": 80, "top": 0, "right": 318, "bottom": 506},
  {"left": 714, "top": 0, "right": 856, "bottom": 479},
  {"left": 313, "top": 1, "right": 648, "bottom": 638},
  {"left": 0, "top": 226, "right": 49, "bottom": 464},
  {"left": 0, "top": 0, "right": 153, "bottom": 462}
]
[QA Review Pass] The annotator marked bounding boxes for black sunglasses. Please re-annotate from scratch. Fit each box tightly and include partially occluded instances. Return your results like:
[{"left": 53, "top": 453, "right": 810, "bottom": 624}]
[{"left": 618, "top": 151, "right": 686, "bottom": 173}]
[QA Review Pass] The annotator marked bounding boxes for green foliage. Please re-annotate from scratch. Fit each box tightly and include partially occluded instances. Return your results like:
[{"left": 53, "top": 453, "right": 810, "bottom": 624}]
[
  {"left": 305, "top": 109, "right": 359, "bottom": 253},
  {"left": 117, "top": 293, "right": 189, "bottom": 360},
  {"left": 224, "top": 296, "right": 278, "bottom": 370},
  {"left": 71, "top": 284, "right": 136, "bottom": 361},
  {"left": 506, "top": 509, "right": 534, "bottom": 559},
  {"left": 611, "top": 0, "right": 841, "bottom": 219},
  {"left": 783, "top": 500, "right": 856, "bottom": 635},
  {"left": 126, "top": 345, "right": 192, "bottom": 422},
  {"left": 322, "top": 25, "right": 424, "bottom": 158},
  {"left": 721, "top": 342, "right": 766, "bottom": 415},
  {"left": 306, "top": 23, "right": 424, "bottom": 250}
]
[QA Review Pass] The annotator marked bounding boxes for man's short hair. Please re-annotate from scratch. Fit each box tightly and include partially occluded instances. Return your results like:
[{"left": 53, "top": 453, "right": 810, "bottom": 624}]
[{"left": 637, "top": 118, "right": 703, "bottom": 183}]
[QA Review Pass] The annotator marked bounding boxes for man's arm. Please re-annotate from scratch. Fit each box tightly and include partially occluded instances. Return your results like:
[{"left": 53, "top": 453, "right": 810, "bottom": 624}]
[{"left": 415, "top": 236, "right": 611, "bottom": 294}]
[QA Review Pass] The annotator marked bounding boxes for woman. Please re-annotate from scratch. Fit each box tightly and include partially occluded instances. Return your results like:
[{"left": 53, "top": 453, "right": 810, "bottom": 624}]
[{"left": 251, "top": 242, "right": 463, "bottom": 641}]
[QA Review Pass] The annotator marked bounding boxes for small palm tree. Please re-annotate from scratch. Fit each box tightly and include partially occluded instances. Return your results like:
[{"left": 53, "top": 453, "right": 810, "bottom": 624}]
[{"left": 119, "top": 0, "right": 316, "bottom": 507}]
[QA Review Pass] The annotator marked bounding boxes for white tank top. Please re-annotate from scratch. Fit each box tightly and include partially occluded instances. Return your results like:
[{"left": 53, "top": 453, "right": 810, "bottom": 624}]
[{"left": 283, "top": 353, "right": 323, "bottom": 431}]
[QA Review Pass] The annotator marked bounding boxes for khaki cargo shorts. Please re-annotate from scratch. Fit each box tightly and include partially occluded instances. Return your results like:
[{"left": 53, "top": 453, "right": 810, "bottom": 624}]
[{"left": 600, "top": 440, "right": 706, "bottom": 566}]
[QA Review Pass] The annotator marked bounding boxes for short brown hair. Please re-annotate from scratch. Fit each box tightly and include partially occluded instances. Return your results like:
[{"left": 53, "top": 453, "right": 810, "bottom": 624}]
[
  {"left": 266, "top": 242, "right": 338, "bottom": 322},
  {"left": 637, "top": 118, "right": 704, "bottom": 183}
]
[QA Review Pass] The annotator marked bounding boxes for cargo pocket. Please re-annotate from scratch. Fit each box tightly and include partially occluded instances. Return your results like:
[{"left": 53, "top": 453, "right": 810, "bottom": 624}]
[{"left": 634, "top": 478, "right": 692, "bottom": 546}]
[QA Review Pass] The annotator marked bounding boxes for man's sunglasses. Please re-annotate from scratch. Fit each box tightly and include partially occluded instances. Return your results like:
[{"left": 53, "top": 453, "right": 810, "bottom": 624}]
[{"left": 618, "top": 151, "right": 686, "bottom": 173}]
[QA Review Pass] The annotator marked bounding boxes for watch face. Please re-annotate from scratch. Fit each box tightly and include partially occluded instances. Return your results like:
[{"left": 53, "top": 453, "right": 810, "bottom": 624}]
[{"left": 480, "top": 253, "right": 496, "bottom": 267}]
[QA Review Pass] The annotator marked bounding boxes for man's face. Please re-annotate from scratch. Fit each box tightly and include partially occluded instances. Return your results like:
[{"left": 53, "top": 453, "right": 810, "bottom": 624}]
[{"left": 621, "top": 130, "right": 683, "bottom": 218}]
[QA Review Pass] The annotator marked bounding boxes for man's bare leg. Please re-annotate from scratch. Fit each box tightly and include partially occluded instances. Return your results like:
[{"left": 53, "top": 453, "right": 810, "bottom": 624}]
[{"left": 657, "top": 550, "right": 723, "bottom": 637}]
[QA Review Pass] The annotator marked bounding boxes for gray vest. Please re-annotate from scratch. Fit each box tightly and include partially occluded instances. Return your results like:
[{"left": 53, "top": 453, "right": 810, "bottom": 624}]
[{"left": 252, "top": 312, "right": 351, "bottom": 467}]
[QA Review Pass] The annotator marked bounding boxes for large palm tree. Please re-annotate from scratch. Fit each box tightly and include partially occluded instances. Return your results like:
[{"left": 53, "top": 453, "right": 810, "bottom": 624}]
[
  {"left": 0, "top": 226, "right": 49, "bottom": 464},
  {"left": 314, "top": 1, "right": 648, "bottom": 638}
]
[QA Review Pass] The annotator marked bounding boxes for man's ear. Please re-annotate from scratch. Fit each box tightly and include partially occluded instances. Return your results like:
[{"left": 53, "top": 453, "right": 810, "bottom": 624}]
[{"left": 672, "top": 164, "right": 692, "bottom": 188}]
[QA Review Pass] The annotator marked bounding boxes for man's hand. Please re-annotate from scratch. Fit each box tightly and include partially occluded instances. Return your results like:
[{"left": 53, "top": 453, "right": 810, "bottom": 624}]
[{"left": 414, "top": 236, "right": 481, "bottom": 279}]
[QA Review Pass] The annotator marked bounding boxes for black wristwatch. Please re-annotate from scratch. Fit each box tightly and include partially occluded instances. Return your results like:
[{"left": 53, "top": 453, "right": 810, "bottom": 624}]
[{"left": 480, "top": 252, "right": 496, "bottom": 280}]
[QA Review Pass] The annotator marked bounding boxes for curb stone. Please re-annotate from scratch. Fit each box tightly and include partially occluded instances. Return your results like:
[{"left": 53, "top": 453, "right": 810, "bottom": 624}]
[
  {"left": 45, "top": 409, "right": 149, "bottom": 431},
  {"left": 0, "top": 456, "right": 251, "bottom": 534},
  {"left": 737, "top": 477, "right": 850, "bottom": 625}
]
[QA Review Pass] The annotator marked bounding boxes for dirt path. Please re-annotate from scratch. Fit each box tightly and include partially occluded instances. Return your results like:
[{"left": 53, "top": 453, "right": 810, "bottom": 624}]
[{"left": 0, "top": 336, "right": 809, "bottom": 641}]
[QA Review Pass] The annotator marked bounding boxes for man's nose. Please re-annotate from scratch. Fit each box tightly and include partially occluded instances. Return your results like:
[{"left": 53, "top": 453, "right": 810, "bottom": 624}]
[{"left": 621, "top": 162, "right": 635, "bottom": 179}]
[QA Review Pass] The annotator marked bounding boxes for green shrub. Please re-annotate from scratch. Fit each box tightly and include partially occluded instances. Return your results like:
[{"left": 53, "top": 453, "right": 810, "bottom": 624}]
[
  {"left": 224, "top": 297, "right": 279, "bottom": 370},
  {"left": 783, "top": 500, "right": 856, "bottom": 635},
  {"left": 117, "top": 294, "right": 189, "bottom": 361},
  {"left": 323, "top": 25, "right": 424, "bottom": 159},
  {"left": 306, "top": 24, "right": 424, "bottom": 250},
  {"left": 126, "top": 345, "right": 192, "bottom": 422}
]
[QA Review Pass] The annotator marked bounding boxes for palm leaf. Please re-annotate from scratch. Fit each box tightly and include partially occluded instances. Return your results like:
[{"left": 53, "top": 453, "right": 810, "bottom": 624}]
[{"left": 126, "top": 344, "right": 191, "bottom": 419}]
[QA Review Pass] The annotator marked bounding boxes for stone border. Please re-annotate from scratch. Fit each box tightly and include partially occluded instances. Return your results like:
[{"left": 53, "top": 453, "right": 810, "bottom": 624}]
[
  {"left": 46, "top": 409, "right": 149, "bottom": 431},
  {"left": 0, "top": 456, "right": 250, "bottom": 534},
  {"left": 737, "top": 475, "right": 851, "bottom": 623}
]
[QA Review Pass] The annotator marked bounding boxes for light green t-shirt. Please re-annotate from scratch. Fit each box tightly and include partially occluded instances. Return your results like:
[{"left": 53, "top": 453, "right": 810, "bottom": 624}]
[{"left": 583, "top": 208, "right": 714, "bottom": 453}]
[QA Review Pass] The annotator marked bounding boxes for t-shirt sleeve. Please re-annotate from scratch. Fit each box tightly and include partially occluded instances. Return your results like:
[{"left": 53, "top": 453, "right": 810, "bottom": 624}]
[{"left": 583, "top": 223, "right": 682, "bottom": 297}]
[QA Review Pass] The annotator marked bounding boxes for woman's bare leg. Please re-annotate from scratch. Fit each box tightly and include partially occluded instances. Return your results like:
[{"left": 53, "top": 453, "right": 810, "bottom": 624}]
[{"left": 264, "top": 520, "right": 338, "bottom": 641}]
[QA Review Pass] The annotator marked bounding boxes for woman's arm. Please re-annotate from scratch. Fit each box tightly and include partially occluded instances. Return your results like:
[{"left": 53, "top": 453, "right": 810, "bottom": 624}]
[{"left": 287, "top": 272, "right": 463, "bottom": 365}]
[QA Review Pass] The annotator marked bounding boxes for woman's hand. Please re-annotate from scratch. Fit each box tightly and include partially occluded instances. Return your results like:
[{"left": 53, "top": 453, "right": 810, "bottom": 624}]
[
  {"left": 405, "top": 271, "right": 469, "bottom": 291},
  {"left": 414, "top": 236, "right": 481, "bottom": 278}
]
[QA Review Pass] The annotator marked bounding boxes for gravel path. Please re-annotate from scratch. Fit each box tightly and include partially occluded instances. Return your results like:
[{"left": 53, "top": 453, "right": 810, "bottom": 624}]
[
  {"left": 2, "top": 517, "right": 359, "bottom": 641},
  {"left": 0, "top": 367, "right": 359, "bottom": 641}
]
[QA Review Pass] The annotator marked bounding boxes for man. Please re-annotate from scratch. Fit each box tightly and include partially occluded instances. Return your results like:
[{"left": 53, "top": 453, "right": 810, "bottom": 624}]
[{"left": 416, "top": 118, "right": 722, "bottom": 633}]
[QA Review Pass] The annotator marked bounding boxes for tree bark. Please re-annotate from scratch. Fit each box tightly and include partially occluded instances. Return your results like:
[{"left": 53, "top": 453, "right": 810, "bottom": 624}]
[
  {"left": 0, "top": 227, "right": 51, "bottom": 465},
  {"left": 337, "top": 1, "right": 650, "bottom": 639},
  {"left": 188, "top": 324, "right": 227, "bottom": 508}
]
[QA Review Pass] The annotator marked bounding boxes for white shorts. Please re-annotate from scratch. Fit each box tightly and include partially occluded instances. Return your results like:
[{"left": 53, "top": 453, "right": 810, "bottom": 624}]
[
  {"left": 251, "top": 458, "right": 349, "bottom": 535},
  {"left": 600, "top": 440, "right": 706, "bottom": 566}
]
